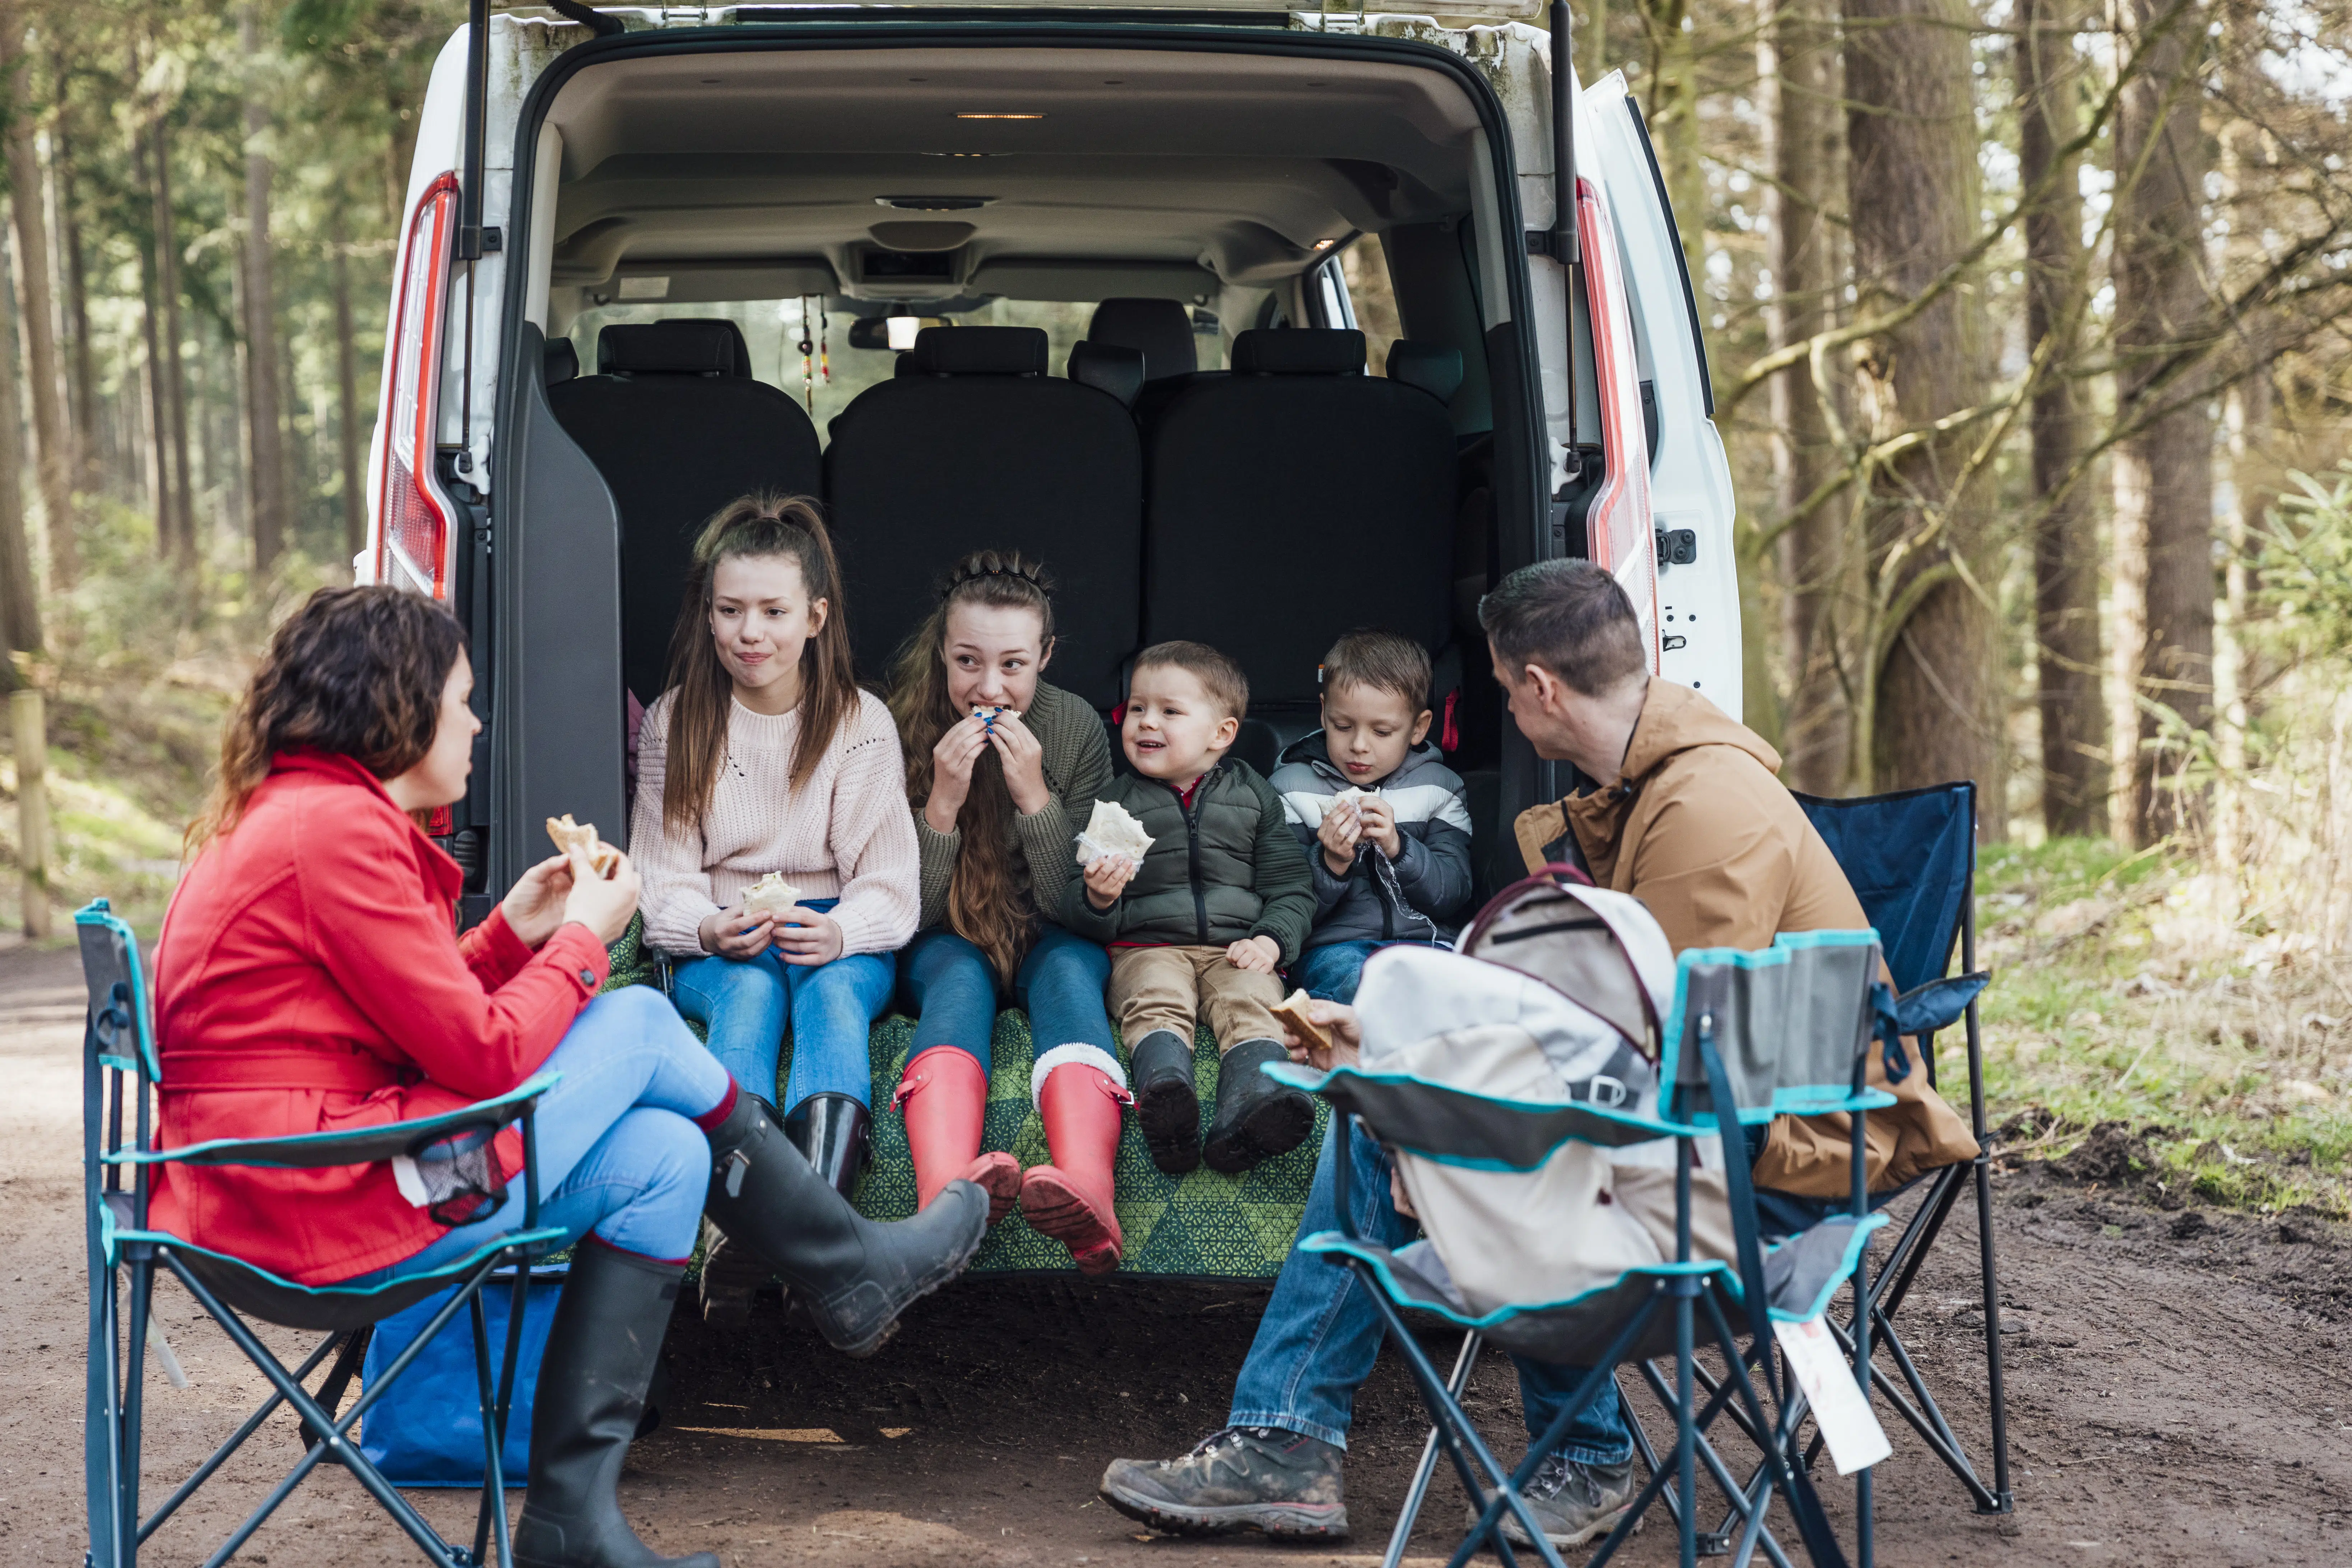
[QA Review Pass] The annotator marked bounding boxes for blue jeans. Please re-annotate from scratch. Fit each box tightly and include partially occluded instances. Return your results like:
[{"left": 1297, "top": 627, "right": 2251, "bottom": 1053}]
[
  {"left": 347, "top": 985, "right": 731, "bottom": 1279},
  {"left": 898, "top": 923, "right": 1114, "bottom": 1073},
  {"left": 671, "top": 898, "right": 895, "bottom": 1112},
  {"left": 1293, "top": 940, "right": 1382, "bottom": 1004},
  {"left": 1229, "top": 1118, "right": 1631, "bottom": 1465}
]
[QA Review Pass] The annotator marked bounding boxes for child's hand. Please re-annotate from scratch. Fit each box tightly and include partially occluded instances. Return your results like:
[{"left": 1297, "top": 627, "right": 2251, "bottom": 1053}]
[
  {"left": 1083, "top": 853, "right": 1136, "bottom": 910},
  {"left": 1357, "top": 796, "right": 1403, "bottom": 859},
  {"left": 1226, "top": 934, "right": 1280, "bottom": 973},
  {"left": 1317, "top": 801, "right": 1362, "bottom": 876}
]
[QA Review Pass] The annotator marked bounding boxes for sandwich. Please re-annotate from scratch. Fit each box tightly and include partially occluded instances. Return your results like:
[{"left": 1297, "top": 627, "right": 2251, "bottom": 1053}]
[
  {"left": 1330, "top": 786, "right": 1375, "bottom": 815},
  {"left": 544, "top": 814, "right": 619, "bottom": 878},
  {"left": 740, "top": 871, "right": 805, "bottom": 920},
  {"left": 1268, "top": 989, "right": 1334, "bottom": 1056},
  {"left": 1074, "top": 797, "right": 1156, "bottom": 867}
]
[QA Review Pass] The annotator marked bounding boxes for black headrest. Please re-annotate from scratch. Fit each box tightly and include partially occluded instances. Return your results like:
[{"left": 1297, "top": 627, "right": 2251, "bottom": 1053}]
[
  {"left": 598, "top": 319, "right": 752, "bottom": 377},
  {"left": 1087, "top": 298, "right": 1198, "bottom": 384},
  {"left": 1066, "top": 341, "right": 1145, "bottom": 408},
  {"left": 544, "top": 338, "right": 578, "bottom": 385},
  {"left": 909, "top": 326, "right": 1048, "bottom": 377},
  {"left": 1386, "top": 341, "right": 1463, "bottom": 406},
  {"left": 1231, "top": 328, "right": 1365, "bottom": 376}
]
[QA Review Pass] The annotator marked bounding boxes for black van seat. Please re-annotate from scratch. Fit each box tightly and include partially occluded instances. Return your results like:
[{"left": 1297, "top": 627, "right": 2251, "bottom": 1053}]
[
  {"left": 544, "top": 338, "right": 578, "bottom": 385},
  {"left": 1087, "top": 297, "right": 1197, "bottom": 386},
  {"left": 1068, "top": 340, "right": 1145, "bottom": 409},
  {"left": 1140, "top": 327, "right": 1456, "bottom": 727},
  {"left": 549, "top": 318, "right": 822, "bottom": 707},
  {"left": 825, "top": 326, "right": 1143, "bottom": 707}
]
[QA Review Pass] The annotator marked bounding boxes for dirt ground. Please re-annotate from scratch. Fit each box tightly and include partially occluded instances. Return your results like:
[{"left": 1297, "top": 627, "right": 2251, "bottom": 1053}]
[{"left": 4, "top": 938, "right": 2349, "bottom": 1567}]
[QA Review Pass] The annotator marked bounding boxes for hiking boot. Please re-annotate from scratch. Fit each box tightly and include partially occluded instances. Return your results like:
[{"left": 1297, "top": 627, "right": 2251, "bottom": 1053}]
[
  {"left": 1468, "top": 1453, "right": 1640, "bottom": 1550},
  {"left": 1128, "top": 1029, "right": 1200, "bottom": 1175},
  {"left": 1202, "top": 1038, "right": 1314, "bottom": 1174},
  {"left": 1100, "top": 1426, "right": 1347, "bottom": 1540}
]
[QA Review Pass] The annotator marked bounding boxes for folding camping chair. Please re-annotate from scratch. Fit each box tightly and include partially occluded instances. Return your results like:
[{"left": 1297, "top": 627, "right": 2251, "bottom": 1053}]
[
  {"left": 1792, "top": 783, "right": 2012, "bottom": 1517},
  {"left": 1276, "top": 922, "right": 1904, "bottom": 1568},
  {"left": 78, "top": 899, "right": 570, "bottom": 1568}
]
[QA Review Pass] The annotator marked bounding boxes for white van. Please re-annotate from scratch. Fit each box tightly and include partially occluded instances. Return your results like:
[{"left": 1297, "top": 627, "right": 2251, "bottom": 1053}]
[{"left": 361, "top": 0, "right": 1737, "bottom": 923}]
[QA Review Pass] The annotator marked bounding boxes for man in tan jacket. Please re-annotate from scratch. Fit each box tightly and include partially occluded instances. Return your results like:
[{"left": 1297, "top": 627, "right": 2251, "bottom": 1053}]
[{"left": 1101, "top": 560, "right": 1973, "bottom": 1551}]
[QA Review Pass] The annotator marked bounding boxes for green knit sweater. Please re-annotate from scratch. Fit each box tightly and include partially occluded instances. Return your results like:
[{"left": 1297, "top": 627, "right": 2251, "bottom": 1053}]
[{"left": 911, "top": 680, "right": 1115, "bottom": 934}]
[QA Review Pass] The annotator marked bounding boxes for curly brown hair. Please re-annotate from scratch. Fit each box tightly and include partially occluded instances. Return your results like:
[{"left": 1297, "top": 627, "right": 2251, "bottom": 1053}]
[
  {"left": 188, "top": 585, "right": 467, "bottom": 851},
  {"left": 660, "top": 493, "right": 861, "bottom": 833},
  {"left": 886, "top": 550, "right": 1058, "bottom": 986}
]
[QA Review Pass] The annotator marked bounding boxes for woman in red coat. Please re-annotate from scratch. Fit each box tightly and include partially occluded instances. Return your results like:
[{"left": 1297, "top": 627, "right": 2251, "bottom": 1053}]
[{"left": 158, "top": 586, "right": 985, "bottom": 1568}]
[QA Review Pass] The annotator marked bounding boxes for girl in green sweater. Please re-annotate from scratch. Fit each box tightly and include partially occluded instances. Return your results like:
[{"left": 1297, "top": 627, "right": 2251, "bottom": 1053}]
[{"left": 885, "top": 552, "right": 1129, "bottom": 1273}]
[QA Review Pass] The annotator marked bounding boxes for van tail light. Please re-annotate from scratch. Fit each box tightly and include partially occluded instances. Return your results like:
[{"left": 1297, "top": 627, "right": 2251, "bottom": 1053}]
[
  {"left": 1574, "top": 177, "right": 1661, "bottom": 670},
  {"left": 375, "top": 172, "right": 461, "bottom": 600}
]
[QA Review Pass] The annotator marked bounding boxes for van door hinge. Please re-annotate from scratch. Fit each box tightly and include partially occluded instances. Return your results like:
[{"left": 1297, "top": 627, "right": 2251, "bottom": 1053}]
[{"left": 1655, "top": 527, "right": 1697, "bottom": 568}]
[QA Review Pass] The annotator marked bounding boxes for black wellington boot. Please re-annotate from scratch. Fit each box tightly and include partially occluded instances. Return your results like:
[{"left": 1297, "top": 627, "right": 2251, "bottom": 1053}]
[
  {"left": 1128, "top": 1029, "right": 1201, "bottom": 1175},
  {"left": 512, "top": 1243, "right": 718, "bottom": 1568},
  {"left": 1202, "top": 1038, "right": 1315, "bottom": 1174},
  {"left": 784, "top": 1093, "right": 871, "bottom": 1201},
  {"left": 704, "top": 1093, "right": 985, "bottom": 1358}
]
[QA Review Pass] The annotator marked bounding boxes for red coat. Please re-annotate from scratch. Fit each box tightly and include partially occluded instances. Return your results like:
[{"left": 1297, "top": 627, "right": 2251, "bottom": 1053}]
[{"left": 153, "top": 751, "right": 611, "bottom": 1283}]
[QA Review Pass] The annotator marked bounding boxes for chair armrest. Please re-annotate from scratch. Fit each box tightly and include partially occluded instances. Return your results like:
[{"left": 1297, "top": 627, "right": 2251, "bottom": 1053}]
[
  {"left": 1893, "top": 972, "right": 1991, "bottom": 1037},
  {"left": 105, "top": 1071, "right": 563, "bottom": 1169}
]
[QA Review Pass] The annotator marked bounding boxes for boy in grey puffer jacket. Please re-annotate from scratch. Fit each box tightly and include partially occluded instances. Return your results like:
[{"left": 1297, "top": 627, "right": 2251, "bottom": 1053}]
[{"left": 1269, "top": 631, "right": 1475, "bottom": 1004}]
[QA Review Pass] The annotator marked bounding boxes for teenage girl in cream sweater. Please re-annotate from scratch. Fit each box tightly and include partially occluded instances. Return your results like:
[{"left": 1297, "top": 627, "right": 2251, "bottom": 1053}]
[{"left": 628, "top": 492, "right": 919, "bottom": 1323}]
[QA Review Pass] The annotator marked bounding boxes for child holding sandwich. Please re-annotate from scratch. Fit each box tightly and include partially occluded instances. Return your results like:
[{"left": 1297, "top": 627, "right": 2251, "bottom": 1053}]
[
  {"left": 629, "top": 492, "right": 920, "bottom": 1324},
  {"left": 1268, "top": 629, "right": 1475, "bottom": 1004},
  {"left": 1060, "top": 641, "right": 1316, "bottom": 1176}
]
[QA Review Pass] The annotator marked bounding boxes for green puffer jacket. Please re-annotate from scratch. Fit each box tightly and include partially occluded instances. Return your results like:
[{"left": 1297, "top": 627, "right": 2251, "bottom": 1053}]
[{"left": 1058, "top": 760, "right": 1315, "bottom": 963}]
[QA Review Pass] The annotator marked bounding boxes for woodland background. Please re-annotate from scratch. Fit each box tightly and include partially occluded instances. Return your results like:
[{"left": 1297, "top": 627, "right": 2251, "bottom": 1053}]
[{"left": 0, "top": 0, "right": 2346, "bottom": 1199}]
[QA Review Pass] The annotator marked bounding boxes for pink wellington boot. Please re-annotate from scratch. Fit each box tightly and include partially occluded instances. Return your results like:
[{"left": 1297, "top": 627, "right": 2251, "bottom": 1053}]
[
  {"left": 894, "top": 1045, "right": 1022, "bottom": 1223},
  {"left": 1019, "top": 1045, "right": 1131, "bottom": 1275}
]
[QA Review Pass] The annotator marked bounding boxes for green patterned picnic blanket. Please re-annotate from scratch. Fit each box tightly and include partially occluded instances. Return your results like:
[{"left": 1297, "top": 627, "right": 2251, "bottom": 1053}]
[{"left": 604, "top": 918, "right": 1321, "bottom": 1279}]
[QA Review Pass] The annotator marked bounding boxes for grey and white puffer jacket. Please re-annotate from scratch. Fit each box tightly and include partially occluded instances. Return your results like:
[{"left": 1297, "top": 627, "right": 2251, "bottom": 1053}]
[{"left": 1270, "top": 733, "right": 1475, "bottom": 949}]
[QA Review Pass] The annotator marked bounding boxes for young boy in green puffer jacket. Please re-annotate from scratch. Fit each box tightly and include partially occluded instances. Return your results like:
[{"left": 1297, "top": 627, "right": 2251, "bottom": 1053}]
[{"left": 1059, "top": 641, "right": 1315, "bottom": 1176}]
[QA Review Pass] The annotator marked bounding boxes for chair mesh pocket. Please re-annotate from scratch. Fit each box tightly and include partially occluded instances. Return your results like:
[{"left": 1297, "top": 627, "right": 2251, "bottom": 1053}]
[{"left": 404, "top": 1123, "right": 508, "bottom": 1228}]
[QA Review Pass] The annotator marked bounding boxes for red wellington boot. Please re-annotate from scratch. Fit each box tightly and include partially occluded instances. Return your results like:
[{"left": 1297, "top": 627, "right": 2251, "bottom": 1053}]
[
  {"left": 1020, "top": 1044, "right": 1131, "bottom": 1275},
  {"left": 894, "top": 1046, "right": 1022, "bottom": 1223}
]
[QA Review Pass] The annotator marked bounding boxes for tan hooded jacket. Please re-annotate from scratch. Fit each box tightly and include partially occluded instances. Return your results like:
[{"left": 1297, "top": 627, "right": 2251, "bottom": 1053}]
[{"left": 1513, "top": 679, "right": 1978, "bottom": 1196}]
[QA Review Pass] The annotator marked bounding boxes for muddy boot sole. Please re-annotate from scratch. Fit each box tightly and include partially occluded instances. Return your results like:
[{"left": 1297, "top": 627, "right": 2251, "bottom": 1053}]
[
  {"left": 1019, "top": 1166, "right": 1124, "bottom": 1275},
  {"left": 1202, "top": 1086, "right": 1315, "bottom": 1174},
  {"left": 1099, "top": 1479, "right": 1348, "bottom": 1541},
  {"left": 1134, "top": 1074, "right": 1201, "bottom": 1175}
]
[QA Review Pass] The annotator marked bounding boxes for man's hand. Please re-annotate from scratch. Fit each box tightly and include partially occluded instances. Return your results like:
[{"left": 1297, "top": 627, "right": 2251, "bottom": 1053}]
[
  {"left": 500, "top": 853, "right": 576, "bottom": 948},
  {"left": 698, "top": 904, "right": 777, "bottom": 959},
  {"left": 1317, "top": 801, "right": 1362, "bottom": 878},
  {"left": 1277, "top": 999, "right": 1362, "bottom": 1072},
  {"left": 1226, "top": 934, "right": 1281, "bottom": 973},
  {"left": 771, "top": 904, "right": 846, "bottom": 967},
  {"left": 1083, "top": 853, "right": 1136, "bottom": 911},
  {"left": 1357, "top": 796, "right": 1404, "bottom": 860},
  {"left": 986, "top": 712, "right": 1052, "bottom": 817}
]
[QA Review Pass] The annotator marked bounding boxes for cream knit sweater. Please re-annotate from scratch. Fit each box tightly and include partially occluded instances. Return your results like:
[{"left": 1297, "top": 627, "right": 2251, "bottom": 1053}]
[{"left": 631, "top": 687, "right": 920, "bottom": 960}]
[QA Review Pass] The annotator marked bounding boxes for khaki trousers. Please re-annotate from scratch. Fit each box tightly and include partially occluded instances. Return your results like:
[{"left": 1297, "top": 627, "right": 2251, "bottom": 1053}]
[{"left": 1107, "top": 945, "right": 1286, "bottom": 1055}]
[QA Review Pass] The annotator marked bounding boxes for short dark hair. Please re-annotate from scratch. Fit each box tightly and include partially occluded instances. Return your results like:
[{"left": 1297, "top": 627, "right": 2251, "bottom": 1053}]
[
  {"left": 1134, "top": 640, "right": 1249, "bottom": 720},
  {"left": 1478, "top": 560, "right": 1647, "bottom": 696},
  {"left": 1321, "top": 629, "right": 1432, "bottom": 713}
]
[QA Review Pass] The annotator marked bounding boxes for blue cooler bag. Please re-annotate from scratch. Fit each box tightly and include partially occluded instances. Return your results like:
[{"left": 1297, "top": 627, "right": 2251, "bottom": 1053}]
[{"left": 358, "top": 1264, "right": 566, "bottom": 1486}]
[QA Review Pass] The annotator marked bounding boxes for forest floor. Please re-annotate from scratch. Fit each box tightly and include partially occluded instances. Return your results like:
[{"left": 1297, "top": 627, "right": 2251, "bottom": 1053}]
[{"left": 5, "top": 940, "right": 2352, "bottom": 1567}]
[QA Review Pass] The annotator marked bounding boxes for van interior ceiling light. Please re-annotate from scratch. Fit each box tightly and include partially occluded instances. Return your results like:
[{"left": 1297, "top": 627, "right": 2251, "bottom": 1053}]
[
  {"left": 886, "top": 307, "right": 922, "bottom": 352},
  {"left": 954, "top": 112, "right": 1045, "bottom": 120},
  {"left": 1312, "top": 238, "right": 1338, "bottom": 252},
  {"left": 377, "top": 171, "right": 460, "bottom": 601}
]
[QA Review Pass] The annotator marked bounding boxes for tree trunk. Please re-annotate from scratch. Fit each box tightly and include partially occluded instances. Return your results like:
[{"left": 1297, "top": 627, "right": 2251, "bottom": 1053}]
[
  {"left": 134, "top": 145, "right": 175, "bottom": 554},
  {"left": 52, "top": 78, "right": 99, "bottom": 503},
  {"left": 238, "top": 4, "right": 288, "bottom": 574},
  {"left": 1637, "top": 0, "right": 1706, "bottom": 282},
  {"left": 0, "top": 208, "right": 42, "bottom": 653},
  {"left": 150, "top": 122, "right": 197, "bottom": 569},
  {"left": 1844, "top": 0, "right": 2001, "bottom": 818},
  {"left": 1, "top": 39, "right": 77, "bottom": 589},
  {"left": 2018, "top": 0, "right": 2106, "bottom": 837},
  {"left": 1761, "top": 0, "right": 1849, "bottom": 793},
  {"left": 2108, "top": 0, "right": 2213, "bottom": 846},
  {"left": 332, "top": 204, "right": 366, "bottom": 563}
]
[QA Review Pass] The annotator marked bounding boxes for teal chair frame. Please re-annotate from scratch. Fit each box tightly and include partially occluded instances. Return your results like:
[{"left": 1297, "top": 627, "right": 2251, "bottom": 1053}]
[{"left": 78, "top": 899, "right": 569, "bottom": 1568}]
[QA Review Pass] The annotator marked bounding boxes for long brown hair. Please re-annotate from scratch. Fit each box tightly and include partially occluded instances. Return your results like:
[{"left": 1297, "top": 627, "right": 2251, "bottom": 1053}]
[
  {"left": 660, "top": 493, "right": 859, "bottom": 832},
  {"left": 886, "top": 550, "right": 1058, "bottom": 984},
  {"left": 189, "top": 585, "right": 467, "bottom": 851}
]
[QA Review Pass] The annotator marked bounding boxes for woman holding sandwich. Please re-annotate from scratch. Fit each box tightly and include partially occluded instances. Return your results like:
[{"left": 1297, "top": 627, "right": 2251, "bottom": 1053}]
[
  {"left": 156, "top": 585, "right": 982, "bottom": 1568},
  {"left": 629, "top": 492, "right": 922, "bottom": 1322},
  {"left": 885, "top": 550, "right": 1130, "bottom": 1274}
]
